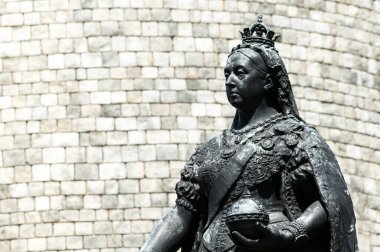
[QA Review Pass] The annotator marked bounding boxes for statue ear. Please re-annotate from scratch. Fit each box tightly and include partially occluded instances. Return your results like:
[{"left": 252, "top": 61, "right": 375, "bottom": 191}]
[{"left": 263, "top": 74, "right": 273, "bottom": 91}]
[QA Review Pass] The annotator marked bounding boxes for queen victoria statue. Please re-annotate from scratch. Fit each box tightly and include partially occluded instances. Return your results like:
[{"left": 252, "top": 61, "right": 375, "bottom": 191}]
[{"left": 141, "top": 16, "right": 358, "bottom": 252}]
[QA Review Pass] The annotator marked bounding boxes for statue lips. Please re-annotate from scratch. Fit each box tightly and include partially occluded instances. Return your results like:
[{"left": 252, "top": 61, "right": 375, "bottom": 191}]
[
  {"left": 230, "top": 92, "right": 240, "bottom": 99},
  {"left": 228, "top": 89, "right": 241, "bottom": 101}
]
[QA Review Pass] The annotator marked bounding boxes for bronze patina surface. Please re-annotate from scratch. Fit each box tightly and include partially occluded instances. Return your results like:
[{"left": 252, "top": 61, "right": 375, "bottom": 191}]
[{"left": 141, "top": 16, "right": 358, "bottom": 252}]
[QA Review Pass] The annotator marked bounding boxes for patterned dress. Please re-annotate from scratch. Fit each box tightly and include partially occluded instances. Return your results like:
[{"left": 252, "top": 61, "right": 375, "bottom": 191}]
[{"left": 175, "top": 114, "right": 357, "bottom": 252}]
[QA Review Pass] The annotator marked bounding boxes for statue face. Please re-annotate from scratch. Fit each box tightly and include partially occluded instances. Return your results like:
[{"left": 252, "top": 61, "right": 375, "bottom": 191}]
[{"left": 224, "top": 50, "right": 268, "bottom": 113}]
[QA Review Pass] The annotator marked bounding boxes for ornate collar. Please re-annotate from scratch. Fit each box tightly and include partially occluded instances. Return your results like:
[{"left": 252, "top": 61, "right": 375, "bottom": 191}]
[{"left": 221, "top": 113, "right": 286, "bottom": 159}]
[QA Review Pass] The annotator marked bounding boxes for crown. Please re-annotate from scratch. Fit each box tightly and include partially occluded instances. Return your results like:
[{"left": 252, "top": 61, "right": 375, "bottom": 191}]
[{"left": 239, "top": 15, "right": 280, "bottom": 47}]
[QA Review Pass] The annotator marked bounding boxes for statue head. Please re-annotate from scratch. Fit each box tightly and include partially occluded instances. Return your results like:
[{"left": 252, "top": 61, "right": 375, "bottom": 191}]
[{"left": 226, "top": 15, "right": 301, "bottom": 120}]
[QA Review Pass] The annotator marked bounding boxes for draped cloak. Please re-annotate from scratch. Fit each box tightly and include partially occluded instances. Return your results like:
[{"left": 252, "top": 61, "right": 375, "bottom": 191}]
[{"left": 175, "top": 115, "right": 358, "bottom": 252}]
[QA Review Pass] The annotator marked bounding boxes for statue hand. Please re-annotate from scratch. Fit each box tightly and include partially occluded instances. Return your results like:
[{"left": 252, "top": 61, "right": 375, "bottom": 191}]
[{"left": 230, "top": 222, "right": 294, "bottom": 251}]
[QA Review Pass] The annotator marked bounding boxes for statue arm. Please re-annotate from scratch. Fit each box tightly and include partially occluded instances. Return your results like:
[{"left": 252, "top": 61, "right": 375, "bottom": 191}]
[
  {"left": 295, "top": 200, "right": 327, "bottom": 238},
  {"left": 140, "top": 205, "right": 194, "bottom": 252}
]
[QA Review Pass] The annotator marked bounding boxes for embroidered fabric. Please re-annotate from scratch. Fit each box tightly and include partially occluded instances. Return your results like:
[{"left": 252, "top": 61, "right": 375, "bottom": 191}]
[
  {"left": 175, "top": 116, "right": 328, "bottom": 252},
  {"left": 282, "top": 220, "right": 309, "bottom": 248}
]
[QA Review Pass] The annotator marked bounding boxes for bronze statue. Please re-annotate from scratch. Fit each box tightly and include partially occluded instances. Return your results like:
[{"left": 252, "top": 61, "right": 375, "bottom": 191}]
[{"left": 141, "top": 16, "right": 358, "bottom": 252}]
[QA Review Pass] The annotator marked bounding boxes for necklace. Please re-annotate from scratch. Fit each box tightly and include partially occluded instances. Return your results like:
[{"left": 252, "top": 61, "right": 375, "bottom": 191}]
[{"left": 221, "top": 113, "right": 284, "bottom": 159}]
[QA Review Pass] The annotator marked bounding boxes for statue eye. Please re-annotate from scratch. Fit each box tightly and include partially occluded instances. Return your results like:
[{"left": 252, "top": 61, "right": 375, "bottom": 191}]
[
  {"left": 224, "top": 72, "right": 230, "bottom": 79},
  {"left": 236, "top": 68, "right": 246, "bottom": 79}
]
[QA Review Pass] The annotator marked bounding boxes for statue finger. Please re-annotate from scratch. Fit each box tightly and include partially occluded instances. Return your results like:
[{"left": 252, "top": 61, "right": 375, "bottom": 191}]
[
  {"left": 254, "top": 222, "right": 272, "bottom": 237},
  {"left": 231, "top": 231, "right": 259, "bottom": 247}
]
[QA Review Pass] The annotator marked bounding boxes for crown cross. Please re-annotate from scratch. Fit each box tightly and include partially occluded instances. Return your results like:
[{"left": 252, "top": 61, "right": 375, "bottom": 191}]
[{"left": 239, "top": 15, "right": 280, "bottom": 47}]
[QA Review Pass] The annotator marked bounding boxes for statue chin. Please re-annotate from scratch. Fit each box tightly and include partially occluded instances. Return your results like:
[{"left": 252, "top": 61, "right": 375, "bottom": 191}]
[{"left": 226, "top": 197, "right": 269, "bottom": 239}]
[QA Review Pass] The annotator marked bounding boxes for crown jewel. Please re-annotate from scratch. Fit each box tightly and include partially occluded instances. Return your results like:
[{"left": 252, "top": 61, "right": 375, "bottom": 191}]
[{"left": 239, "top": 15, "right": 280, "bottom": 47}]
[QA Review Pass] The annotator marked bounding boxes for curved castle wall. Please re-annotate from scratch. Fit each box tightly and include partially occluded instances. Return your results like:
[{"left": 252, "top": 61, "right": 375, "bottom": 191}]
[{"left": 0, "top": 0, "right": 379, "bottom": 251}]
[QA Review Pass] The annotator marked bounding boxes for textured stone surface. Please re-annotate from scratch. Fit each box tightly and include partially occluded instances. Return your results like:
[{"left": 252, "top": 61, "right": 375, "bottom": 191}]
[{"left": 0, "top": 0, "right": 379, "bottom": 251}]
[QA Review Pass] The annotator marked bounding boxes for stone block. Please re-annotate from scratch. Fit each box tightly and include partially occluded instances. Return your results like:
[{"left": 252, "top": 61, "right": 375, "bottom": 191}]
[
  {"left": 173, "top": 37, "right": 195, "bottom": 51},
  {"left": 32, "top": 165, "right": 50, "bottom": 182},
  {"left": 89, "top": 36, "right": 111, "bottom": 51},
  {"left": 141, "top": 207, "right": 163, "bottom": 219},
  {"left": 195, "top": 38, "right": 213, "bottom": 52},
  {"left": 112, "top": 221, "right": 130, "bottom": 234},
  {"left": 42, "top": 148, "right": 65, "bottom": 163},
  {"left": 102, "top": 103, "right": 123, "bottom": 116},
  {"left": 10, "top": 212, "right": 24, "bottom": 225},
  {"left": 15, "top": 108, "right": 32, "bottom": 121},
  {"left": 15, "top": 166, "right": 31, "bottom": 182},
  {"left": 0, "top": 136, "right": 14, "bottom": 150},
  {"left": 177, "top": 23, "right": 192, "bottom": 37},
  {"left": 49, "top": 24, "right": 66, "bottom": 38},
  {"left": 28, "top": 238, "right": 46, "bottom": 251},
  {"left": 54, "top": 222, "right": 74, "bottom": 236},
  {"left": 118, "top": 195, "right": 134, "bottom": 208},
  {"left": 66, "top": 196, "right": 83, "bottom": 209},
  {"left": 5, "top": 121, "right": 27, "bottom": 135},
  {"left": 145, "top": 161, "right": 170, "bottom": 178},
  {"left": 102, "top": 195, "right": 118, "bottom": 209},
  {"left": 35, "top": 196, "right": 49, "bottom": 210},
  {"left": 0, "top": 225, "right": 18, "bottom": 239},
  {"left": 130, "top": 220, "right": 153, "bottom": 233},
  {"left": 146, "top": 130, "right": 170, "bottom": 144},
  {"left": 0, "top": 27, "right": 12, "bottom": 42},
  {"left": 94, "top": 221, "right": 113, "bottom": 234},
  {"left": 84, "top": 195, "right": 101, "bottom": 209},
  {"left": 107, "top": 131, "right": 127, "bottom": 145},
  {"left": 134, "top": 193, "right": 151, "bottom": 207},
  {"left": 119, "top": 180, "right": 139, "bottom": 193},
  {"left": 72, "top": 118, "right": 96, "bottom": 132},
  {"left": 75, "top": 222, "right": 93, "bottom": 235},
  {"left": 11, "top": 239, "right": 27, "bottom": 251},
  {"left": 138, "top": 145, "right": 156, "bottom": 161},
  {"left": 0, "top": 214, "right": 10, "bottom": 226},
  {"left": 111, "top": 91, "right": 126, "bottom": 103},
  {"left": 25, "top": 148, "right": 42, "bottom": 164},
  {"left": 156, "top": 144, "right": 178, "bottom": 160},
  {"left": 47, "top": 237, "right": 65, "bottom": 250},
  {"left": 99, "top": 163, "right": 126, "bottom": 180},
  {"left": 177, "top": 116, "right": 197, "bottom": 129},
  {"left": 52, "top": 132, "right": 79, "bottom": 146},
  {"left": 185, "top": 52, "right": 203, "bottom": 66},
  {"left": 9, "top": 183, "right": 27, "bottom": 198},
  {"left": 36, "top": 223, "right": 52, "bottom": 237},
  {"left": 107, "top": 235, "right": 123, "bottom": 247},
  {"left": 28, "top": 182, "right": 44, "bottom": 197},
  {"left": 93, "top": 8, "right": 110, "bottom": 21},
  {"left": 1, "top": 13, "right": 23, "bottom": 26},
  {"left": 96, "top": 117, "right": 114, "bottom": 130},
  {"left": 0, "top": 42, "right": 21, "bottom": 57},
  {"left": 66, "top": 22, "right": 83, "bottom": 38},
  {"left": 20, "top": 223, "right": 35, "bottom": 238},
  {"left": 105, "top": 180, "right": 118, "bottom": 195},
  {"left": 87, "top": 181, "right": 104, "bottom": 195},
  {"left": 81, "top": 53, "right": 102, "bottom": 67},
  {"left": 51, "top": 164, "right": 74, "bottom": 181},
  {"left": 123, "top": 234, "right": 145, "bottom": 247},
  {"left": 49, "top": 196, "right": 65, "bottom": 210},
  {"left": 140, "top": 179, "right": 163, "bottom": 192},
  {"left": 83, "top": 235, "right": 107, "bottom": 249},
  {"left": 87, "top": 147, "right": 103, "bottom": 163},
  {"left": 18, "top": 197, "right": 35, "bottom": 212},
  {"left": 66, "top": 236, "right": 83, "bottom": 249},
  {"left": 103, "top": 146, "right": 122, "bottom": 162},
  {"left": 3, "top": 149, "right": 25, "bottom": 167},
  {"left": 61, "top": 181, "right": 86, "bottom": 195},
  {"left": 126, "top": 37, "right": 149, "bottom": 51},
  {"left": 126, "top": 162, "right": 145, "bottom": 178}
]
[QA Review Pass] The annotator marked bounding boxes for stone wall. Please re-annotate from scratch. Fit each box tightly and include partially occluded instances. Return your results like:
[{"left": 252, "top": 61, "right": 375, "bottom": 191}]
[{"left": 0, "top": 0, "right": 379, "bottom": 251}]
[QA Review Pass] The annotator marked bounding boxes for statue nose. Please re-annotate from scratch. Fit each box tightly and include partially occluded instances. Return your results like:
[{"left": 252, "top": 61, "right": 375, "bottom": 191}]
[{"left": 225, "top": 81, "right": 236, "bottom": 88}]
